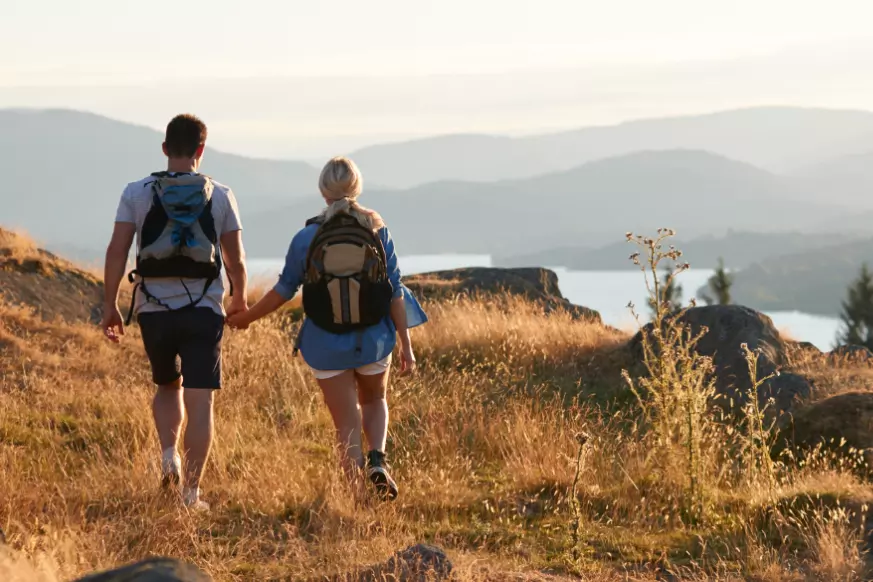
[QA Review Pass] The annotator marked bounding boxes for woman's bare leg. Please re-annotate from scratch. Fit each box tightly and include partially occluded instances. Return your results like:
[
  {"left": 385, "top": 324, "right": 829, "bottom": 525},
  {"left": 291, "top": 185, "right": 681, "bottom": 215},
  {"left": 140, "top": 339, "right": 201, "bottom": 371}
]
[
  {"left": 356, "top": 369, "right": 390, "bottom": 452},
  {"left": 356, "top": 369, "right": 398, "bottom": 499},
  {"left": 317, "top": 371, "right": 364, "bottom": 481}
]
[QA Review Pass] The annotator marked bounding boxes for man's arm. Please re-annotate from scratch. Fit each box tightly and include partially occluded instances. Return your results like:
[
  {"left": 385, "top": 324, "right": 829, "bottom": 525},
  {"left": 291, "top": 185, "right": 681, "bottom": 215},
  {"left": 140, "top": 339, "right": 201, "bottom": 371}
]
[
  {"left": 102, "top": 222, "right": 136, "bottom": 342},
  {"left": 220, "top": 229, "right": 248, "bottom": 316}
]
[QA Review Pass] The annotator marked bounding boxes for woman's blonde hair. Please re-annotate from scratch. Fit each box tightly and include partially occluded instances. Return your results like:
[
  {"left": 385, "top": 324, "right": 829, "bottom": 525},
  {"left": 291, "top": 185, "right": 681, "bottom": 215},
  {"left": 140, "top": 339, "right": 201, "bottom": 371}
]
[{"left": 318, "top": 156, "right": 384, "bottom": 231}]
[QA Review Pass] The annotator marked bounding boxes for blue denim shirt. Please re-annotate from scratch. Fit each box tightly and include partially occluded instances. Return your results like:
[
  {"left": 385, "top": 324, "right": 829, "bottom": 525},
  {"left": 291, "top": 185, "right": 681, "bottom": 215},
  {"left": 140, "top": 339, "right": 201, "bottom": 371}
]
[{"left": 273, "top": 224, "right": 428, "bottom": 371}]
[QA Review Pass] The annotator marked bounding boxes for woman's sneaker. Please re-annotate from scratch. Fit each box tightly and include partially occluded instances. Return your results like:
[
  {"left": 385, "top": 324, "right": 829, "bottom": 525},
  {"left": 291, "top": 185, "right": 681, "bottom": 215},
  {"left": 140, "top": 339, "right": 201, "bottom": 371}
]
[{"left": 366, "top": 450, "right": 399, "bottom": 501}]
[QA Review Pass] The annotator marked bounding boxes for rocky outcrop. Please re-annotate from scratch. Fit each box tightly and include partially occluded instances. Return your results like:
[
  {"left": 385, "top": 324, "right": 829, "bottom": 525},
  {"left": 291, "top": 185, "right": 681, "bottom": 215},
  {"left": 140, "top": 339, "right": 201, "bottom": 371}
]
[
  {"left": 788, "top": 391, "right": 873, "bottom": 457},
  {"left": 324, "top": 544, "right": 453, "bottom": 582},
  {"left": 73, "top": 557, "right": 211, "bottom": 581},
  {"left": 631, "top": 305, "right": 813, "bottom": 413},
  {"left": 404, "top": 267, "right": 601, "bottom": 322}
]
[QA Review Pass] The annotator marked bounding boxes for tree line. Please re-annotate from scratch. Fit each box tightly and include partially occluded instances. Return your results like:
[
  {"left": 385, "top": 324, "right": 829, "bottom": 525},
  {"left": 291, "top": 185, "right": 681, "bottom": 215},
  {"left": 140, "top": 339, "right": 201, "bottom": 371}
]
[{"left": 649, "top": 257, "right": 873, "bottom": 351}]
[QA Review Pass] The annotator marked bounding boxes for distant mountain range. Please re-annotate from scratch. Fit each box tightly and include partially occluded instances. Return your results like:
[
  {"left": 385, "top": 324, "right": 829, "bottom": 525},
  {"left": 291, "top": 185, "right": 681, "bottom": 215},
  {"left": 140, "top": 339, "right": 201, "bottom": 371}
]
[
  {"left": 789, "top": 152, "right": 873, "bottom": 209},
  {"left": 4, "top": 106, "right": 873, "bottom": 264},
  {"left": 242, "top": 150, "right": 841, "bottom": 257},
  {"left": 350, "top": 107, "right": 873, "bottom": 188},
  {"left": 1, "top": 109, "right": 318, "bottom": 253}
]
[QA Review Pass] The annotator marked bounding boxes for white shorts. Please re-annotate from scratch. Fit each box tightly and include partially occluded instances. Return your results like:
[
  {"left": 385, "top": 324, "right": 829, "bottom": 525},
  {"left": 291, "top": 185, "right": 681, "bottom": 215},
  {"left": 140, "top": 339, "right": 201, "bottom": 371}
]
[{"left": 309, "top": 355, "right": 392, "bottom": 380}]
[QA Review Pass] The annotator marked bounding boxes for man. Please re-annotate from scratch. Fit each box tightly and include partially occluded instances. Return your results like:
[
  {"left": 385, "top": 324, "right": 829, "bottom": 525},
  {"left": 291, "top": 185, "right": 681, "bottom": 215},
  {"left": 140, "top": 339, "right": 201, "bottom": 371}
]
[{"left": 102, "top": 113, "right": 247, "bottom": 511}]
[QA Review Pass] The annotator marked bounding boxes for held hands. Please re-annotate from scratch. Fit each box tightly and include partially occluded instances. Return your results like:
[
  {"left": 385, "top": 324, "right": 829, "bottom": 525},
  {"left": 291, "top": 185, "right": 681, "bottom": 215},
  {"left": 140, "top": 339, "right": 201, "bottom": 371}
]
[
  {"left": 226, "top": 298, "right": 251, "bottom": 330},
  {"left": 101, "top": 304, "right": 125, "bottom": 343}
]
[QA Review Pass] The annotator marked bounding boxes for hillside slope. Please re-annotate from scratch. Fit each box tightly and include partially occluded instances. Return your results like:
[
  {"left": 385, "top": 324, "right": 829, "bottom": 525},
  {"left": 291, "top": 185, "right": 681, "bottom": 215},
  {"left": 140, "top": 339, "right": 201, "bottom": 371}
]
[
  {"left": 1, "top": 109, "right": 318, "bottom": 255},
  {"left": 351, "top": 106, "right": 873, "bottom": 188},
  {"left": 0, "top": 228, "right": 103, "bottom": 323}
]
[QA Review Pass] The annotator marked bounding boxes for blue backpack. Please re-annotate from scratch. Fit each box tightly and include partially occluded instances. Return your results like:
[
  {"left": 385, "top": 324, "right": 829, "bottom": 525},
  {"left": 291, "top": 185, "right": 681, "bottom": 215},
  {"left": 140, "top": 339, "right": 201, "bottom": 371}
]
[{"left": 125, "top": 172, "right": 222, "bottom": 324}]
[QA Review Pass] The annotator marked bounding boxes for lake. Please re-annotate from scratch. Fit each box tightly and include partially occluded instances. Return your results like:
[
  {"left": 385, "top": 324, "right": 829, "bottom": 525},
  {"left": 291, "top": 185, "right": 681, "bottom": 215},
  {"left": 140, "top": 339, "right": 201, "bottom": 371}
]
[{"left": 247, "top": 255, "right": 842, "bottom": 351}]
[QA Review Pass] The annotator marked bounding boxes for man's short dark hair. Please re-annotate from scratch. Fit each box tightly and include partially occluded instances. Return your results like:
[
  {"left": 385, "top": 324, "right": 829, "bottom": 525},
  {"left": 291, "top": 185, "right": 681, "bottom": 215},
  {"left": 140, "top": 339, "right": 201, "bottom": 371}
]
[{"left": 164, "top": 114, "right": 208, "bottom": 158}]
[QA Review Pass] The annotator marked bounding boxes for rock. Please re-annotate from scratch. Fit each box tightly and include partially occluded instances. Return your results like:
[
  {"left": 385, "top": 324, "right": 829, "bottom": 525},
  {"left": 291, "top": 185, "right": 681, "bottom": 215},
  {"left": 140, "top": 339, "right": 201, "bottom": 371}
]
[
  {"left": 788, "top": 392, "right": 873, "bottom": 456},
  {"left": 404, "top": 267, "right": 601, "bottom": 322},
  {"left": 73, "top": 557, "right": 211, "bottom": 582},
  {"left": 631, "top": 305, "right": 813, "bottom": 413},
  {"left": 328, "top": 543, "right": 453, "bottom": 581},
  {"left": 0, "top": 525, "right": 5, "bottom": 544},
  {"left": 828, "top": 345, "right": 873, "bottom": 363}
]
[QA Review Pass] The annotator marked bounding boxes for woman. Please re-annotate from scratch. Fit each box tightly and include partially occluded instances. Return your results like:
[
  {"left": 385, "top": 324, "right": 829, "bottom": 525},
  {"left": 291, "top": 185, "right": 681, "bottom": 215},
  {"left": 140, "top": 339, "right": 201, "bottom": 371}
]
[{"left": 227, "top": 156, "right": 427, "bottom": 500}]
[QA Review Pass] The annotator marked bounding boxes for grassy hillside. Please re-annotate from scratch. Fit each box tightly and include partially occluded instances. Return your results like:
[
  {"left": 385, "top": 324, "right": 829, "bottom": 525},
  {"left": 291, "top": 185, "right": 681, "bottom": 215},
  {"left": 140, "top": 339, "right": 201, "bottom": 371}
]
[
  {"left": 0, "top": 228, "right": 104, "bottom": 323},
  {"left": 3, "top": 231, "right": 873, "bottom": 581}
]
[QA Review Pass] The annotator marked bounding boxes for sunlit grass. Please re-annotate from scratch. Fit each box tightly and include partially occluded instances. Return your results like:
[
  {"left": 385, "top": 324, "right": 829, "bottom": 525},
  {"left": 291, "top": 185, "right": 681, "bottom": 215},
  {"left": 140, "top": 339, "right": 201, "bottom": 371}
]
[{"left": 2, "top": 228, "right": 873, "bottom": 580}]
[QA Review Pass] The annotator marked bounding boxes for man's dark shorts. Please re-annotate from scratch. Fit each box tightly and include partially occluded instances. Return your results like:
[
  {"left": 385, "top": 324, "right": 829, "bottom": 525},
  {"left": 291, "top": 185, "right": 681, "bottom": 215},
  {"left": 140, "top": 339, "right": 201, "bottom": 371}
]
[{"left": 137, "top": 308, "right": 224, "bottom": 389}]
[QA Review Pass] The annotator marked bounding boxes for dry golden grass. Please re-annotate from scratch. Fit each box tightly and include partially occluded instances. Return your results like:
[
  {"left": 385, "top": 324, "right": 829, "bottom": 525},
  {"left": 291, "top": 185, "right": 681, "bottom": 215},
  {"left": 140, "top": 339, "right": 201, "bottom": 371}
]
[
  {"left": 2, "top": 284, "right": 873, "bottom": 580},
  {"left": 0, "top": 228, "right": 39, "bottom": 258}
]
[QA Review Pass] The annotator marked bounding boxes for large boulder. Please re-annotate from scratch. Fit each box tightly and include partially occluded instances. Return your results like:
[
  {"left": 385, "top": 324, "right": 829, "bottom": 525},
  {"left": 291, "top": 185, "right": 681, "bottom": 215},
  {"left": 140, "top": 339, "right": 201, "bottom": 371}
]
[
  {"left": 73, "top": 557, "right": 211, "bottom": 582},
  {"left": 631, "top": 305, "right": 813, "bottom": 413},
  {"left": 404, "top": 267, "right": 600, "bottom": 322}
]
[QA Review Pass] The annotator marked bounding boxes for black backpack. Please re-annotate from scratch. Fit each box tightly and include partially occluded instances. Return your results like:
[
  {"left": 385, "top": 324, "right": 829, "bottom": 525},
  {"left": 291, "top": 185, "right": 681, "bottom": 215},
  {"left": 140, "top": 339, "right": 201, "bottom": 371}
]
[{"left": 301, "top": 213, "right": 394, "bottom": 334}]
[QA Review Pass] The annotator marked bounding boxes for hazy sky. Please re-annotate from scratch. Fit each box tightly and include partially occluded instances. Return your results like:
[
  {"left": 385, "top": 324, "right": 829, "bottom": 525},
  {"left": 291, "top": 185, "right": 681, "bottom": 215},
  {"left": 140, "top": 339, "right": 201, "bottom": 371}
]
[{"left": 4, "top": 0, "right": 873, "bottom": 158}]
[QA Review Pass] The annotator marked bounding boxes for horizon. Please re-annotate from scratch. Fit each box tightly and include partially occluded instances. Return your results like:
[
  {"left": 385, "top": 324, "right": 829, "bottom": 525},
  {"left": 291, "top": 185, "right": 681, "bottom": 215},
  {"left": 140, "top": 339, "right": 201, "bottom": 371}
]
[{"left": 7, "top": 103, "right": 873, "bottom": 164}]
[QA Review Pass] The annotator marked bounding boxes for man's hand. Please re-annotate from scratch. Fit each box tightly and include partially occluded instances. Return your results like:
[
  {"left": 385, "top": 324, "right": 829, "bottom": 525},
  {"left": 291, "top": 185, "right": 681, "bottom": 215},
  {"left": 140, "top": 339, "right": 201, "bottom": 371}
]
[
  {"left": 102, "top": 304, "right": 125, "bottom": 343},
  {"left": 398, "top": 342, "right": 417, "bottom": 376}
]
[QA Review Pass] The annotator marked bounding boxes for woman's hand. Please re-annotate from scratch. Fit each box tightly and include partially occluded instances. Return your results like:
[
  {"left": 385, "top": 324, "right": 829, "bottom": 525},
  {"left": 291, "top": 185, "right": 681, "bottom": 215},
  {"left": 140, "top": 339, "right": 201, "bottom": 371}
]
[{"left": 398, "top": 342, "right": 417, "bottom": 376}]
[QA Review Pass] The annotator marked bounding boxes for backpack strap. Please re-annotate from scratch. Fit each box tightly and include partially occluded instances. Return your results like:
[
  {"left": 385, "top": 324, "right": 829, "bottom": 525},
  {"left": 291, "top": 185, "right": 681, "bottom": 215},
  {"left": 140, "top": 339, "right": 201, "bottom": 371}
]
[{"left": 124, "top": 271, "right": 218, "bottom": 326}]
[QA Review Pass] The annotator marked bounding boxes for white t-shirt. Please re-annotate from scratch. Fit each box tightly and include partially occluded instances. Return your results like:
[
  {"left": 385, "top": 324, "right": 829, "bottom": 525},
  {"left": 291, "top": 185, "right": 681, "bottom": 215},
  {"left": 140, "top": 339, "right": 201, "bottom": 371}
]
[{"left": 115, "top": 172, "right": 242, "bottom": 317}]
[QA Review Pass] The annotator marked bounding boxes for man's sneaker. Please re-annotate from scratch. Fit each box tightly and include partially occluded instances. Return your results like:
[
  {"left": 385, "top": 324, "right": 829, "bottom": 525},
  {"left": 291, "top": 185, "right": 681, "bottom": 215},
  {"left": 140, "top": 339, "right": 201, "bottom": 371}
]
[
  {"left": 366, "top": 450, "right": 399, "bottom": 501},
  {"left": 182, "top": 487, "right": 210, "bottom": 512},
  {"left": 161, "top": 448, "right": 182, "bottom": 490}
]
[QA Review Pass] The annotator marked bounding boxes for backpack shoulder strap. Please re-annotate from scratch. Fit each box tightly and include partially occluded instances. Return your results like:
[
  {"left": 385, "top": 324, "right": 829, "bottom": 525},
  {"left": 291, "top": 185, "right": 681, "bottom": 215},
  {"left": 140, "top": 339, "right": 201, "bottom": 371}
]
[{"left": 305, "top": 215, "right": 324, "bottom": 227}]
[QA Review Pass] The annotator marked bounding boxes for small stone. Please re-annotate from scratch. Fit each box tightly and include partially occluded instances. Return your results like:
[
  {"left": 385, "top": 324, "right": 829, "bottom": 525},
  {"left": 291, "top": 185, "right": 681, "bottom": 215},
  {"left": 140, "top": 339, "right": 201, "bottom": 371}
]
[
  {"left": 341, "top": 543, "right": 453, "bottom": 581},
  {"left": 72, "top": 557, "right": 211, "bottom": 582}
]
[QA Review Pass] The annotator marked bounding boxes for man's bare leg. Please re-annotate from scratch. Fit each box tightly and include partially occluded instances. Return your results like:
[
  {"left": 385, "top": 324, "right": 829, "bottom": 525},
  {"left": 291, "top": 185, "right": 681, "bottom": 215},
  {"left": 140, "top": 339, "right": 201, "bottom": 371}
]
[
  {"left": 153, "top": 377, "right": 184, "bottom": 487},
  {"left": 181, "top": 388, "right": 215, "bottom": 509}
]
